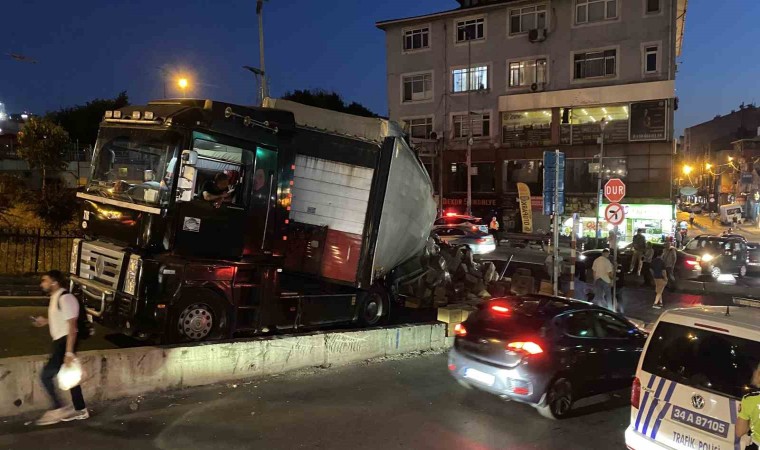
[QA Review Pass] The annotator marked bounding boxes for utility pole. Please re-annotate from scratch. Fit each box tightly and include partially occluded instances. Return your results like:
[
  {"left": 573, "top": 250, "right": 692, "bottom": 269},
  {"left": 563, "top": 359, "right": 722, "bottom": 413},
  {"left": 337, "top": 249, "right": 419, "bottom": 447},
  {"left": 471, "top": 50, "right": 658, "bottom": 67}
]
[
  {"left": 257, "top": 0, "right": 269, "bottom": 101},
  {"left": 594, "top": 118, "right": 608, "bottom": 246},
  {"left": 466, "top": 29, "right": 473, "bottom": 216}
]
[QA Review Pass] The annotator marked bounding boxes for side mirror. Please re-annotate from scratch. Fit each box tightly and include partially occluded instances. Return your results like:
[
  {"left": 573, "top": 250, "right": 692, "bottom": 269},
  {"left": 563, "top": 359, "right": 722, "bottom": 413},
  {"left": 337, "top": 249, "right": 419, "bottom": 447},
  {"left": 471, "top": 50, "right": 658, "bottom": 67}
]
[{"left": 176, "top": 150, "right": 198, "bottom": 203}]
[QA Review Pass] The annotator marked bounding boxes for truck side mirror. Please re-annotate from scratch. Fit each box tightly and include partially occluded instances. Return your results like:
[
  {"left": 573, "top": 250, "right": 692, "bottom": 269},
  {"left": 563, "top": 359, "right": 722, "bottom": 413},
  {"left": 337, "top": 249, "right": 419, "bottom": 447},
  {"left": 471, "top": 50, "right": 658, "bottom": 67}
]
[{"left": 176, "top": 150, "right": 199, "bottom": 203}]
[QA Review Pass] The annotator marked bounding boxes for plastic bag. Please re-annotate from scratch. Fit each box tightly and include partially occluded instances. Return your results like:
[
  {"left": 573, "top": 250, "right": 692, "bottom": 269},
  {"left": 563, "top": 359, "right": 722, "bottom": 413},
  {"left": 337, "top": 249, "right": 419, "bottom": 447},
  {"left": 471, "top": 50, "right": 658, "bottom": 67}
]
[{"left": 56, "top": 358, "right": 83, "bottom": 391}]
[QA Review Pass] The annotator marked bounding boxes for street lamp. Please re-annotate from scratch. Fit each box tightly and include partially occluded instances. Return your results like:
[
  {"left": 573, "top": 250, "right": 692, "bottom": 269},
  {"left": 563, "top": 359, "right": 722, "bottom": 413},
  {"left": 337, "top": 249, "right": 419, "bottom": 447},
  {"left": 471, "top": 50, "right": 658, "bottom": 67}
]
[
  {"left": 728, "top": 156, "right": 734, "bottom": 163},
  {"left": 177, "top": 78, "right": 188, "bottom": 98},
  {"left": 705, "top": 163, "right": 712, "bottom": 171},
  {"left": 682, "top": 165, "right": 693, "bottom": 175}
]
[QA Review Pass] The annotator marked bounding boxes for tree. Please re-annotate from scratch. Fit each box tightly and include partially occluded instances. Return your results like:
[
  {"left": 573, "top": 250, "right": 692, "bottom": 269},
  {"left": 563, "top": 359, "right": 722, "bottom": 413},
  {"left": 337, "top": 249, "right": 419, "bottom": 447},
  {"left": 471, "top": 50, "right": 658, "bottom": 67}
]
[
  {"left": 47, "top": 91, "right": 129, "bottom": 147},
  {"left": 281, "top": 89, "right": 377, "bottom": 118},
  {"left": 16, "top": 117, "right": 70, "bottom": 194}
]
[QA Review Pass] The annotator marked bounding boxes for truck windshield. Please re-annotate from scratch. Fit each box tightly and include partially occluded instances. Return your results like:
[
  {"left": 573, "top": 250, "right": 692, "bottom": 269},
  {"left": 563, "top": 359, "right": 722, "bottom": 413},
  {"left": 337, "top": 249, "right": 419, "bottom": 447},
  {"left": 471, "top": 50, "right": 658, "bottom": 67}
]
[{"left": 88, "top": 128, "right": 181, "bottom": 206}]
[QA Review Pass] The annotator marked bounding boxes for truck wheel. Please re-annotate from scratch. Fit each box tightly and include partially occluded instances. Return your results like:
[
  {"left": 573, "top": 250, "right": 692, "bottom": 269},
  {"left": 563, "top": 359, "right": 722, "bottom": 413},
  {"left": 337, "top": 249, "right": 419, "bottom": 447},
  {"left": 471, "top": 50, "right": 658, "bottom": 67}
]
[
  {"left": 167, "top": 291, "right": 228, "bottom": 343},
  {"left": 358, "top": 287, "right": 389, "bottom": 327}
]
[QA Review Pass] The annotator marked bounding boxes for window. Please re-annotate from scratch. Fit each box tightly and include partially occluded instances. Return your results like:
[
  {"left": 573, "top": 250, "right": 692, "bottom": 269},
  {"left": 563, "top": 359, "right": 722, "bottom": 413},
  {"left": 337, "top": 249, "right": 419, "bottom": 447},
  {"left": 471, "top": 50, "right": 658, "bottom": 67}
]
[
  {"left": 644, "top": 45, "right": 659, "bottom": 73},
  {"left": 436, "top": 228, "right": 466, "bottom": 237},
  {"left": 645, "top": 0, "right": 660, "bottom": 14},
  {"left": 449, "top": 162, "right": 496, "bottom": 193},
  {"left": 402, "top": 73, "right": 432, "bottom": 102},
  {"left": 456, "top": 18, "right": 485, "bottom": 42},
  {"left": 509, "top": 5, "right": 547, "bottom": 34},
  {"left": 509, "top": 59, "right": 547, "bottom": 88},
  {"left": 562, "top": 312, "right": 597, "bottom": 338},
  {"left": 501, "top": 110, "right": 552, "bottom": 148},
  {"left": 453, "top": 112, "right": 490, "bottom": 138},
  {"left": 595, "top": 312, "right": 634, "bottom": 338},
  {"left": 452, "top": 66, "right": 489, "bottom": 92},
  {"left": 407, "top": 117, "right": 433, "bottom": 139},
  {"left": 574, "top": 49, "right": 616, "bottom": 79},
  {"left": 575, "top": 0, "right": 618, "bottom": 24},
  {"left": 502, "top": 159, "right": 542, "bottom": 192},
  {"left": 403, "top": 27, "right": 430, "bottom": 51},
  {"left": 642, "top": 322, "right": 760, "bottom": 399}
]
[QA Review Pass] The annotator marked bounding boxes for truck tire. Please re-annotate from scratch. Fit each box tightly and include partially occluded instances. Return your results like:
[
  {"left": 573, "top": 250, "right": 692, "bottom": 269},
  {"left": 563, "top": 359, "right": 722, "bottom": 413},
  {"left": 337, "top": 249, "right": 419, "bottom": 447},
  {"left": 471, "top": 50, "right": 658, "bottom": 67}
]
[
  {"left": 357, "top": 286, "right": 390, "bottom": 327},
  {"left": 166, "top": 289, "right": 229, "bottom": 344}
]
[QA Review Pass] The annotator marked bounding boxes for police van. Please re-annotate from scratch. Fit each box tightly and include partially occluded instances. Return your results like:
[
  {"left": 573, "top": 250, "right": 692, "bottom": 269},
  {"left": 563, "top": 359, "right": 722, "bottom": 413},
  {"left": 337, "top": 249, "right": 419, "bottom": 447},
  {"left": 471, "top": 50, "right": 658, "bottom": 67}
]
[{"left": 625, "top": 300, "right": 760, "bottom": 450}]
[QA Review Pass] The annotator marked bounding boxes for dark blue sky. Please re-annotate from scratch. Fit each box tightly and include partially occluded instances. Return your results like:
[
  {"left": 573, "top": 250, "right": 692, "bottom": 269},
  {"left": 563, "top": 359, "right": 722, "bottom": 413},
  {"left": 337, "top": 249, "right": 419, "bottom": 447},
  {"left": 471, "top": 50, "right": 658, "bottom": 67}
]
[{"left": 3, "top": 0, "right": 759, "bottom": 135}]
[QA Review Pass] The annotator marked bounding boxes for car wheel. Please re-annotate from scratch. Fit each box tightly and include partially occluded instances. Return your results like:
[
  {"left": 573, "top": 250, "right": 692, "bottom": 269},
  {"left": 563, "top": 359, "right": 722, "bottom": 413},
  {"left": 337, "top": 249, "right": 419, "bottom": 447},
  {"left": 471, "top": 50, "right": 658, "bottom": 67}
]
[
  {"left": 538, "top": 378, "right": 573, "bottom": 420},
  {"left": 710, "top": 266, "right": 722, "bottom": 280},
  {"left": 738, "top": 265, "right": 747, "bottom": 278}
]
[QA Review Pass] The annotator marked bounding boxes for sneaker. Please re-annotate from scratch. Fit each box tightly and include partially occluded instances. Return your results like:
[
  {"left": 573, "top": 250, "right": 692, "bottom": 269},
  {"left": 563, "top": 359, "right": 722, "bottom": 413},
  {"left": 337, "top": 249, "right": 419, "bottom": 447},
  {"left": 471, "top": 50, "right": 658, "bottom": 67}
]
[
  {"left": 35, "top": 407, "right": 68, "bottom": 426},
  {"left": 652, "top": 304, "right": 663, "bottom": 309},
  {"left": 61, "top": 407, "right": 89, "bottom": 422}
]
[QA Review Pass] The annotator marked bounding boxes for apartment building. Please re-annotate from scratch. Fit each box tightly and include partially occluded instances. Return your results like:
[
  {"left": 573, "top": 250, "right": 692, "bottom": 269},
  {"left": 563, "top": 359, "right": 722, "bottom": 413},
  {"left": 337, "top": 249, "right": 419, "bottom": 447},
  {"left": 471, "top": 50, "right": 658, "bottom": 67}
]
[{"left": 377, "top": 0, "right": 687, "bottom": 240}]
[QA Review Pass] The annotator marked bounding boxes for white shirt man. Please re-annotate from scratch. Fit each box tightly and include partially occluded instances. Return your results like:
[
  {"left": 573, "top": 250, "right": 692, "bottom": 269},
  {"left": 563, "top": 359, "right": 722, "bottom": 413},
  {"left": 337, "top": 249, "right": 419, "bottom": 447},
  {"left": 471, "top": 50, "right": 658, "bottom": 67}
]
[{"left": 591, "top": 250, "right": 614, "bottom": 309}]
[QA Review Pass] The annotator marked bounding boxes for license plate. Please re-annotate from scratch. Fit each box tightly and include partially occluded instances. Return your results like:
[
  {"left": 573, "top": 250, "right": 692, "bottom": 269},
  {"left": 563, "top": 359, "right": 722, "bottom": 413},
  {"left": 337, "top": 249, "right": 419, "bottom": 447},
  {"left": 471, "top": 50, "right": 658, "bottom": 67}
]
[
  {"left": 670, "top": 406, "right": 729, "bottom": 438},
  {"left": 464, "top": 368, "right": 495, "bottom": 386}
]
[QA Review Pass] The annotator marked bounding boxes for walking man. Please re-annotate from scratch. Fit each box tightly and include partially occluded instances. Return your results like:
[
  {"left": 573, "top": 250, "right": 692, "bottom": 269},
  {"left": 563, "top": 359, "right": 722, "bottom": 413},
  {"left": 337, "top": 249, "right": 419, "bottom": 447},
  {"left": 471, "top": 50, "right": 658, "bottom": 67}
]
[
  {"left": 32, "top": 270, "right": 89, "bottom": 425},
  {"left": 592, "top": 249, "right": 614, "bottom": 310},
  {"left": 650, "top": 253, "right": 667, "bottom": 308},
  {"left": 662, "top": 242, "right": 678, "bottom": 289},
  {"left": 629, "top": 229, "right": 646, "bottom": 275}
]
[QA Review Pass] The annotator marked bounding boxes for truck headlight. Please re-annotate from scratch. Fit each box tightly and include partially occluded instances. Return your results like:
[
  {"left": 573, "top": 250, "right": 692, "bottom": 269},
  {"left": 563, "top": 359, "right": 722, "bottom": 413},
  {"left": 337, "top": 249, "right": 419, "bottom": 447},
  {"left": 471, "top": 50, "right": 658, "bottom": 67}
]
[
  {"left": 70, "top": 239, "right": 82, "bottom": 275},
  {"left": 124, "top": 255, "right": 142, "bottom": 296}
]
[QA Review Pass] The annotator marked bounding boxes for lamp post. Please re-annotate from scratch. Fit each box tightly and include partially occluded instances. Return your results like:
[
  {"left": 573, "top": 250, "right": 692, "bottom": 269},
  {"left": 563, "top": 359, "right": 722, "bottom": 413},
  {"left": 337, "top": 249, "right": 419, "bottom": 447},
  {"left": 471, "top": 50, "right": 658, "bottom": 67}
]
[
  {"left": 177, "top": 78, "right": 188, "bottom": 98},
  {"left": 594, "top": 117, "right": 608, "bottom": 245},
  {"left": 257, "top": 0, "right": 269, "bottom": 100}
]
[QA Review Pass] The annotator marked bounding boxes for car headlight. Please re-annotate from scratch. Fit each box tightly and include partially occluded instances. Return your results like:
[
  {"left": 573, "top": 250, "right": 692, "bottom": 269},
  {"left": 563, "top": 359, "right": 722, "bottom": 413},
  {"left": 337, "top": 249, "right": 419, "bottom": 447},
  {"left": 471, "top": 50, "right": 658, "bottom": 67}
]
[
  {"left": 701, "top": 254, "right": 714, "bottom": 262},
  {"left": 70, "top": 239, "right": 82, "bottom": 275},
  {"left": 579, "top": 255, "right": 587, "bottom": 261},
  {"left": 123, "top": 254, "right": 142, "bottom": 296}
]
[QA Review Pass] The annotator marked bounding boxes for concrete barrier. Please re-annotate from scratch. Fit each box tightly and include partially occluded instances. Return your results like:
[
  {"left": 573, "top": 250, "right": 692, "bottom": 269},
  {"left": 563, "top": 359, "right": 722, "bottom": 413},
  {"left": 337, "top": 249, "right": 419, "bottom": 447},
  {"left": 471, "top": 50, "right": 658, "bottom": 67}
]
[{"left": 0, "top": 323, "right": 448, "bottom": 418}]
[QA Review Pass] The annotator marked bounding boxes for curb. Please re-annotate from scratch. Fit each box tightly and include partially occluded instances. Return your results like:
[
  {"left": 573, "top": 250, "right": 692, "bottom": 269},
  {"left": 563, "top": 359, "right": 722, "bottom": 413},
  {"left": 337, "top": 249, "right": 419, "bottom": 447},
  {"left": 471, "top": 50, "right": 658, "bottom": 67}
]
[{"left": 0, "top": 322, "right": 449, "bottom": 418}]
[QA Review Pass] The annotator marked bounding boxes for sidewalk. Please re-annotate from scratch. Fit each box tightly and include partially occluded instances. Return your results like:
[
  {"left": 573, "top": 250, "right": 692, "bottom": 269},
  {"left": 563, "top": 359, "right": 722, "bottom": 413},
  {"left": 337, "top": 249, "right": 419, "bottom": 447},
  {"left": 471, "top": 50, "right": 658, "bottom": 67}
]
[{"left": 678, "top": 211, "right": 760, "bottom": 240}]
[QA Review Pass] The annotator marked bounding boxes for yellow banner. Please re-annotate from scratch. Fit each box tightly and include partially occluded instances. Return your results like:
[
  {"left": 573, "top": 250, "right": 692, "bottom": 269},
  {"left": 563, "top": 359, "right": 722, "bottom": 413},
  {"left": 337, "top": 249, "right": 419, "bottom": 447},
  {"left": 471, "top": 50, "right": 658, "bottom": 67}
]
[{"left": 517, "top": 182, "right": 533, "bottom": 233}]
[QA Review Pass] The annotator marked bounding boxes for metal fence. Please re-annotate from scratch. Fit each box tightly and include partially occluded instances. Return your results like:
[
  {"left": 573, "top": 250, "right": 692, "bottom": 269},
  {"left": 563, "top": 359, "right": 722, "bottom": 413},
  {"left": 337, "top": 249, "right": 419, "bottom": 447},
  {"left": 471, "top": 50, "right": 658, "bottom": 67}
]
[{"left": 0, "top": 228, "right": 82, "bottom": 275}]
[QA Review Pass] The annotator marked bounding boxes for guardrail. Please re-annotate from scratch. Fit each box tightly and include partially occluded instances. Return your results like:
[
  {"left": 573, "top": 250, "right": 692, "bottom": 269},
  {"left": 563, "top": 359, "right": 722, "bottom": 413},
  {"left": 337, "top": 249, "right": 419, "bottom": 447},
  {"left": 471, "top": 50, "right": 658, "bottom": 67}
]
[{"left": 0, "top": 228, "right": 81, "bottom": 275}]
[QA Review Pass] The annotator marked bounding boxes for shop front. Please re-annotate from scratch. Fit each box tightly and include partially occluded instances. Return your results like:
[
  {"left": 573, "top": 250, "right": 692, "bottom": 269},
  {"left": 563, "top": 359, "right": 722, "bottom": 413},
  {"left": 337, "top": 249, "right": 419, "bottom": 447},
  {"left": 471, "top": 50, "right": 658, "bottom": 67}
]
[{"left": 597, "top": 203, "right": 675, "bottom": 243}]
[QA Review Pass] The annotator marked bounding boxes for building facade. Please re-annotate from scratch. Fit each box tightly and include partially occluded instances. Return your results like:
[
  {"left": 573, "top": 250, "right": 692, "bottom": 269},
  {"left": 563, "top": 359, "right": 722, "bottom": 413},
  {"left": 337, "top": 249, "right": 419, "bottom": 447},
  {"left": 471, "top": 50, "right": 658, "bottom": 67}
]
[{"left": 377, "top": 0, "right": 687, "bottom": 241}]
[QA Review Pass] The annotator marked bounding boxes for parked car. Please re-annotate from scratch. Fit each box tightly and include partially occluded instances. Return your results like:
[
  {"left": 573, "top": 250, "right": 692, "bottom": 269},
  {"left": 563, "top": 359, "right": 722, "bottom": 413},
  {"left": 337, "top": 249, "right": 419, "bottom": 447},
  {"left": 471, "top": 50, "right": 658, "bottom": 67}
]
[
  {"left": 577, "top": 243, "right": 701, "bottom": 283},
  {"left": 449, "top": 295, "right": 647, "bottom": 419},
  {"left": 679, "top": 202, "right": 703, "bottom": 214},
  {"left": 681, "top": 234, "right": 749, "bottom": 278},
  {"left": 748, "top": 242, "right": 760, "bottom": 272},
  {"left": 432, "top": 226, "right": 496, "bottom": 255},
  {"left": 434, "top": 214, "right": 488, "bottom": 234}
]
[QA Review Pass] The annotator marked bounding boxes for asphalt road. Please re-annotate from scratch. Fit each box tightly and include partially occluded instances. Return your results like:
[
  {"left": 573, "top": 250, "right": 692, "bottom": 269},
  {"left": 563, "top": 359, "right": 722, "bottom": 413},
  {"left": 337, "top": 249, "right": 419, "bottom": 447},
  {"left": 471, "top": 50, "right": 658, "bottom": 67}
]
[{"left": 0, "top": 353, "right": 633, "bottom": 450}]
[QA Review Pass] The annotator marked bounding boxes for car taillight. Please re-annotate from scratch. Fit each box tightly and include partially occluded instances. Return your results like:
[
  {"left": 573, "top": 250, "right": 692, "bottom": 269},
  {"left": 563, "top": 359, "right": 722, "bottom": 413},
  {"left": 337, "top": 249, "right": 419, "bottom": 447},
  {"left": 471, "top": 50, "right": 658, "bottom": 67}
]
[
  {"left": 471, "top": 226, "right": 478, "bottom": 231},
  {"left": 686, "top": 260, "right": 699, "bottom": 266},
  {"left": 507, "top": 341, "right": 543, "bottom": 355},
  {"left": 454, "top": 323, "right": 467, "bottom": 337},
  {"left": 491, "top": 305, "right": 510, "bottom": 314},
  {"left": 477, "top": 238, "right": 488, "bottom": 244},
  {"left": 631, "top": 377, "right": 641, "bottom": 409}
]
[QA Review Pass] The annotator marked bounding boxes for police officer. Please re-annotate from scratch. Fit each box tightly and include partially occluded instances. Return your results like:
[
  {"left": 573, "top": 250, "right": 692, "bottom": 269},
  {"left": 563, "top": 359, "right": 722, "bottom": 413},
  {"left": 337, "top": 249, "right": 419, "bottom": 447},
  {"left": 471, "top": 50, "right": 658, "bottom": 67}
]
[{"left": 736, "top": 362, "right": 760, "bottom": 450}]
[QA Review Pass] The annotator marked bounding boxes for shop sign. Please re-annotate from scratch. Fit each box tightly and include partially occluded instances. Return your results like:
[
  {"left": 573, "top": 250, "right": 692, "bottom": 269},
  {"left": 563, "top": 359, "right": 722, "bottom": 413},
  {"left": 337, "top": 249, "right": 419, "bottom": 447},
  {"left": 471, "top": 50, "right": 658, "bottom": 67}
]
[
  {"left": 629, "top": 100, "right": 667, "bottom": 141},
  {"left": 598, "top": 203, "right": 672, "bottom": 220},
  {"left": 442, "top": 198, "right": 497, "bottom": 207},
  {"left": 741, "top": 172, "right": 754, "bottom": 184}
]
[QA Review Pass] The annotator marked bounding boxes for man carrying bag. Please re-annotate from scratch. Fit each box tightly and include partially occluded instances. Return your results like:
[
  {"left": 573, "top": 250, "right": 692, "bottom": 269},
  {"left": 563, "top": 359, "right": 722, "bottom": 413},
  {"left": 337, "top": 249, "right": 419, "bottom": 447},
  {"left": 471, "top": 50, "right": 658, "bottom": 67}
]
[{"left": 32, "top": 270, "right": 90, "bottom": 425}]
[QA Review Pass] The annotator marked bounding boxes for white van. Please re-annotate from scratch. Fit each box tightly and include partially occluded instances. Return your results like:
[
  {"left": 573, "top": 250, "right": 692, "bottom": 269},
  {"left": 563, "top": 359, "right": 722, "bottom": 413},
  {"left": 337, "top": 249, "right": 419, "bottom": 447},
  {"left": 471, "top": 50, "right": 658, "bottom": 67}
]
[{"left": 625, "top": 301, "right": 760, "bottom": 450}]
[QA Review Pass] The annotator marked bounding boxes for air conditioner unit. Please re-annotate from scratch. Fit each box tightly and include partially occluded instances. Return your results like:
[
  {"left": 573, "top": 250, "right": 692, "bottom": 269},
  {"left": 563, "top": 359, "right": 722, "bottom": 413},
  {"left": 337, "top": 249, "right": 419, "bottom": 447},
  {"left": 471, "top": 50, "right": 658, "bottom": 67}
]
[
  {"left": 530, "top": 82, "right": 547, "bottom": 92},
  {"left": 528, "top": 28, "right": 547, "bottom": 43}
]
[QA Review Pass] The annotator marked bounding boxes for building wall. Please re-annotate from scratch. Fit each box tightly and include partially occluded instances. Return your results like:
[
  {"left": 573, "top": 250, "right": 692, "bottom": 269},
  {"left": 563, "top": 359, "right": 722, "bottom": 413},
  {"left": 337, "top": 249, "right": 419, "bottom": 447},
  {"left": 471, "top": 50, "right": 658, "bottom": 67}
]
[{"left": 684, "top": 106, "right": 760, "bottom": 159}]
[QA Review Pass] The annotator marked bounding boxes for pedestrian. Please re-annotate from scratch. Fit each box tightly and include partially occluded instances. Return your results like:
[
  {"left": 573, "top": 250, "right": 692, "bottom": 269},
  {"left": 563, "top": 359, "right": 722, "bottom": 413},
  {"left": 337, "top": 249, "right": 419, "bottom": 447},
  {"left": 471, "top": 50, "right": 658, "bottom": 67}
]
[
  {"left": 489, "top": 216, "right": 500, "bottom": 247},
  {"left": 733, "top": 215, "right": 739, "bottom": 230},
  {"left": 629, "top": 229, "right": 646, "bottom": 275},
  {"left": 32, "top": 270, "right": 89, "bottom": 426},
  {"left": 674, "top": 229, "right": 683, "bottom": 249},
  {"left": 592, "top": 249, "right": 614, "bottom": 309},
  {"left": 641, "top": 242, "right": 655, "bottom": 287},
  {"left": 710, "top": 211, "right": 717, "bottom": 226},
  {"left": 662, "top": 242, "right": 678, "bottom": 289},
  {"left": 650, "top": 254, "right": 667, "bottom": 308},
  {"left": 736, "top": 362, "right": 760, "bottom": 450},
  {"left": 689, "top": 211, "right": 695, "bottom": 226}
]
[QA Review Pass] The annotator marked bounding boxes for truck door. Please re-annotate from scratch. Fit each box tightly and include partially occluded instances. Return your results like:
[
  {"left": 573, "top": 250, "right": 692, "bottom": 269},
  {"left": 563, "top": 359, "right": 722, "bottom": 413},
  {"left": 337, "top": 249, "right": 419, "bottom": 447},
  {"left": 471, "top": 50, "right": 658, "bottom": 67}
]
[
  {"left": 174, "top": 136, "right": 253, "bottom": 259},
  {"left": 243, "top": 147, "right": 278, "bottom": 256}
]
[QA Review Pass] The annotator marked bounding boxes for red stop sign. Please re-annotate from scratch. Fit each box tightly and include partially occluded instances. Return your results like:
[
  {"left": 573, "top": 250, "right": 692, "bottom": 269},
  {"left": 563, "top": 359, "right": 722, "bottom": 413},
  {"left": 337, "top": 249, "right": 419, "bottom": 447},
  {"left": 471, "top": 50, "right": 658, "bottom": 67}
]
[{"left": 604, "top": 178, "right": 626, "bottom": 203}]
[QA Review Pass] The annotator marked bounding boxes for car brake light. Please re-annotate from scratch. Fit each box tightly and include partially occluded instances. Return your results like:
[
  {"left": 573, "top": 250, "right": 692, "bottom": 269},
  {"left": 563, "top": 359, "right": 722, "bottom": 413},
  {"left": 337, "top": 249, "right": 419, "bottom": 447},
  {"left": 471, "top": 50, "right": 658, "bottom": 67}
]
[
  {"left": 686, "top": 260, "right": 699, "bottom": 266},
  {"left": 631, "top": 377, "right": 641, "bottom": 409},
  {"left": 491, "top": 305, "right": 510, "bottom": 314},
  {"left": 513, "top": 387, "right": 529, "bottom": 395},
  {"left": 446, "top": 212, "right": 457, "bottom": 217},
  {"left": 507, "top": 341, "right": 543, "bottom": 355},
  {"left": 477, "top": 238, "right": 488, "bottom": 244},
  {"left": 454, "top": 323, "right": 467, "bottom": 337},
  {"left": 472, "top": 226, "right": 478, "bottom": 231}
]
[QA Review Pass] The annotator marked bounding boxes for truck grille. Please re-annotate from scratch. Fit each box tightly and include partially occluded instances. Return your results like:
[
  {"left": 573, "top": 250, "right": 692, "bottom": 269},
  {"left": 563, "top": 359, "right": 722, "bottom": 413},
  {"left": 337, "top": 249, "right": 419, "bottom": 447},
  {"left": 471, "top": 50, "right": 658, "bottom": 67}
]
[{"left": 79, "top": 241, "right": 125, "bottom": 290}]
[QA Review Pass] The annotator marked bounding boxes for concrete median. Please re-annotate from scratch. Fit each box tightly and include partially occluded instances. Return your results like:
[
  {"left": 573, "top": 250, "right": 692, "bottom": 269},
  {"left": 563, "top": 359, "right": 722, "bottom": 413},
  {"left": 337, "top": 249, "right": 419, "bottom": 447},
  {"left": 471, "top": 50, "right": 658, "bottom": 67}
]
[{"left": 0, "top": 323, "right": 448, "bottom": 418}]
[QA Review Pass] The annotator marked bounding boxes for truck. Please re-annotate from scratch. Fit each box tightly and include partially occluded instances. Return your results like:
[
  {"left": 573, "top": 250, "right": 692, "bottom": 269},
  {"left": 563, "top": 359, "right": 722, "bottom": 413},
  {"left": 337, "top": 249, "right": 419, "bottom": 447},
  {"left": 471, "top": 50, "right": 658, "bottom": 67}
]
[{"left": 69, "top": 97, "right": 437, "bottom": 343}]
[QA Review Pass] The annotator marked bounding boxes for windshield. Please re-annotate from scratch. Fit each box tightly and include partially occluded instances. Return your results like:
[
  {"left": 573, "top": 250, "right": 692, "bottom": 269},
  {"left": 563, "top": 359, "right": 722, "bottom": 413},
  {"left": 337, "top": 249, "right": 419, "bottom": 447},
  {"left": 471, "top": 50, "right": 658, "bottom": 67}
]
[
  {"left": 684, "top": 238, "right": 725, "bottom": 252},
  {"left": 642, "top": 322, "right": 760, "bottom": 399},
  {"left": 88, "top": 128, "right": 181, "bottom": 206}
]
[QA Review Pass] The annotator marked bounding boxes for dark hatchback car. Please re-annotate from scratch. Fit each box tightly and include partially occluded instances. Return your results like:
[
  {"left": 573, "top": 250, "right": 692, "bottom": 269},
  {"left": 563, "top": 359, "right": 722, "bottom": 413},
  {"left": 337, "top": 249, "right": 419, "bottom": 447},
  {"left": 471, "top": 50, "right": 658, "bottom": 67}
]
[
  {"left": 448, "top": 295, "right": 646, "bottom": 419},
  {"left": 681, "top": 235, "right": 749, "bottom": 278}
]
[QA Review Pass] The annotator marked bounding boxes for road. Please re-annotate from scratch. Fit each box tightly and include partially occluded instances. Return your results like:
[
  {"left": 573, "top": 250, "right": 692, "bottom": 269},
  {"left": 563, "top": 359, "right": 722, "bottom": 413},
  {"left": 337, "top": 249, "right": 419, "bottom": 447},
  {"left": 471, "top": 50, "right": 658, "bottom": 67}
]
[{"left": 0, "top": 352, "right": 633, "bottom": 450}]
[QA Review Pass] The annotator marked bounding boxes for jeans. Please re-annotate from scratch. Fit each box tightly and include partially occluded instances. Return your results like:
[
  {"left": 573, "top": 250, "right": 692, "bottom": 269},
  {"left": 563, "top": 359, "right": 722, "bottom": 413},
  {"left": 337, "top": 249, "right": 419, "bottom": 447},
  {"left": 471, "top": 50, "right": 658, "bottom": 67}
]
[
  {"left": 41, "top": 337, "right": 86, "bottom": 410},
  {"left": 593, "top": 278, "right": 612, "bottom": 309}
]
